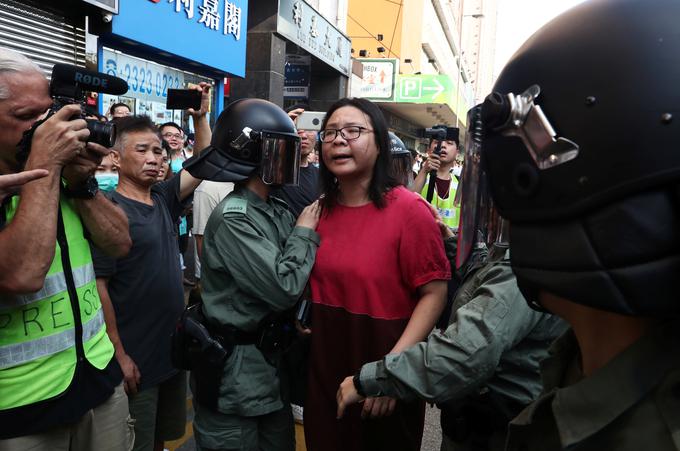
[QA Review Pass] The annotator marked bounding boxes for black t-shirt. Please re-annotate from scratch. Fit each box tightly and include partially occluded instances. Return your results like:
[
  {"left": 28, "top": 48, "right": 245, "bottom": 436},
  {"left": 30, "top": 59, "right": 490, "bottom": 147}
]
[
  {"left": 92, "top": 175, "right": 188, "bottom": 390},
  {"left": 271, "top": 164, "right": 320, "bottom": 217}
]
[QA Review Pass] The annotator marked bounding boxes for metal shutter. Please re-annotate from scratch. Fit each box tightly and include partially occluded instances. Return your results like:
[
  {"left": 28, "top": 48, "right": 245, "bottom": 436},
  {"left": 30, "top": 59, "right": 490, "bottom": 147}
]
[{"left": 0, "top": 0, "right": 85, "bottom": 76}]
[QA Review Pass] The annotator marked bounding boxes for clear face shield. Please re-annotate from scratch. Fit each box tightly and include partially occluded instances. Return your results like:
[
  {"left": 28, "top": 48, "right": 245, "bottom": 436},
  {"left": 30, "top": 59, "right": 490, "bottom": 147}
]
[
  {"left": 259, "top": 131, "right": 301, "bottom": 186},
  {"left": 455, "top": 105, "right": 485, "bottom": 269},
  {"left": 484, "top": 206, "right": 509, "bottom": 248},
  {"left": 456, "top": 85, "right": 578, "bottom": 268}
]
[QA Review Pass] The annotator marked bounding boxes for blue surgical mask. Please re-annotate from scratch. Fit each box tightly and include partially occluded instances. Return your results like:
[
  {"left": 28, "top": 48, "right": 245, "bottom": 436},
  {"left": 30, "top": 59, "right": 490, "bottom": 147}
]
[{"left": 95, "top": 172, "right": 119, "bottom": 192}]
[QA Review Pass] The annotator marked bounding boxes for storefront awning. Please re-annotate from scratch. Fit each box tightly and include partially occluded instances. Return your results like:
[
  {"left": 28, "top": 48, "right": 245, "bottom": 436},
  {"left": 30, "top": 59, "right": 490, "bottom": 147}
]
[{"left": 378, "top": 101, "right": 458, "bottom": 128}]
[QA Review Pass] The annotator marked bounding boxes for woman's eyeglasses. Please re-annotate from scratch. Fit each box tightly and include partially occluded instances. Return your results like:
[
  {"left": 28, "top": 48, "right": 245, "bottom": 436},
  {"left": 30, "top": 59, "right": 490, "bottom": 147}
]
[{"left": 319, "top": 126, "right": 373, "bottom": 143}]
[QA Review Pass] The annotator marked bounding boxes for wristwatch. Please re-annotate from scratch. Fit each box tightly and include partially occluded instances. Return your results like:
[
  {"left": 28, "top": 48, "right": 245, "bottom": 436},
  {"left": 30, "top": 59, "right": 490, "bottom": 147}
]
[{"left": 63, "top": 175, "right": 99, "bottom": 199}]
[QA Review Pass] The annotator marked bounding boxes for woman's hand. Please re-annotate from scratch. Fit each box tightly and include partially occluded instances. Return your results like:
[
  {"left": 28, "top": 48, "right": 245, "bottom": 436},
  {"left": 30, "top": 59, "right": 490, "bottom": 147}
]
[
  {"left": 336, "top": 375, "right": 364, "bottom": 418},
  {"left": 296, "top": 200, "right": 321, "bottom": 230},
  {"left": 361, "top": 396, "right": 397, "bottom": 419}
]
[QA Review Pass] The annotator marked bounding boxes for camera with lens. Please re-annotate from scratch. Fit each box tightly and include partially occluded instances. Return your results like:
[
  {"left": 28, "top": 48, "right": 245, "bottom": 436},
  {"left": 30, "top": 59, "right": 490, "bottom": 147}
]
[
  {"left": 48, "top": 64, "right": 129, "bottom": 148},
  {"left": 18, "top": 64, "right": 129, "bottom": 162},
  {"left": 423, "top": 125, "right": 457, "bottom": 142}
]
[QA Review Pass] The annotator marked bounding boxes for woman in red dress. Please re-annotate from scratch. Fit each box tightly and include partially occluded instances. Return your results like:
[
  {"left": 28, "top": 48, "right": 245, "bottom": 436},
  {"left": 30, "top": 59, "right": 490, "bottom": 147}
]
[{"left": 304, "top": 98, "right": 451, "bottom": 451}]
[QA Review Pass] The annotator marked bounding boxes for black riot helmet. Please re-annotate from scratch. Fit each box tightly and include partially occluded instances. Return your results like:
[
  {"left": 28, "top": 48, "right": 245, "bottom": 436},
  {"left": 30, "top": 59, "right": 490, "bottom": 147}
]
[
  {"left": 479, "top": 0, "right": 680, "bottom": 316},
  {"left": 388, "top": 132, "right": 413, "bottom": 186},
  {"left": 184, "top": 98, "right": 301, "bottom": 185}
]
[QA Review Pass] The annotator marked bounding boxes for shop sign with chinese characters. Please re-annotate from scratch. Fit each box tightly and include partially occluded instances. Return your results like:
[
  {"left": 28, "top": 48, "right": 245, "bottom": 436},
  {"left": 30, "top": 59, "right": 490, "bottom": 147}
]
[
  {"left": 110, "top": 0, "right": 248, "bottom": 76},
  {"left": 276, "top": 0, "right": 351, "bottom": 76}
]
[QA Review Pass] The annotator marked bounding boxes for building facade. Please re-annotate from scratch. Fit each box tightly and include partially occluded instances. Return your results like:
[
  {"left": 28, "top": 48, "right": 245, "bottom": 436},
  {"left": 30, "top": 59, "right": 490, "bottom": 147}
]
[
  {"left": 0, "top": 0, "right": 249, "bottom": 130},
  {"left": 347, "top": 0, "right": 497, "bottom": 150},
  {"left": 229, "top": 0, "right": 352, "bottom": 112}
]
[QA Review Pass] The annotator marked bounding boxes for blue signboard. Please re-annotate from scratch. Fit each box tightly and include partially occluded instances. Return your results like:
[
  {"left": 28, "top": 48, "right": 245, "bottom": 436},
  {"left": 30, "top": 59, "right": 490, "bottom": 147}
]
[
  {"left": 110, "top": 0, "right": 247, "bottom": 76},
  {"left": 103, "top": 49, "right": 186, "bottom": 102},
  {"left": 284, "top": 54, "right": 310, "bottom": 99}
]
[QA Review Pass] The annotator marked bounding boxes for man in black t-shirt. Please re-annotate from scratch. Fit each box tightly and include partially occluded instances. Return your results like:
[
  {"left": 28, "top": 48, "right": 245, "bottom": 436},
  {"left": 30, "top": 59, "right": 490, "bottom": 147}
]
[
  {"left": 272, "top": 107, "right": 320, "bottom": 217},
  {"left": 92, "top": 90, "right": 209, "bottom": 451}
]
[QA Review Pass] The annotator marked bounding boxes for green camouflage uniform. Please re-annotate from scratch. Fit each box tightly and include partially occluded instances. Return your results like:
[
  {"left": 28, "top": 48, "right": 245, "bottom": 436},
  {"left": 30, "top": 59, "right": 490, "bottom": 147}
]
[
  {"left": 193, "top": 186, "right": 319, "bottom": 451},
  {"left": 358, "top": 240, "right": 566, "bottom": 451}
]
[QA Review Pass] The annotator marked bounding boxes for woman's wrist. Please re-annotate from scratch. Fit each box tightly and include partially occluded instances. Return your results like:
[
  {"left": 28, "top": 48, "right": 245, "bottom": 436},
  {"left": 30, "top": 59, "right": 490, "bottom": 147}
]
[{"left": 353, "top": 372, "right": 366, "bottom": 397}]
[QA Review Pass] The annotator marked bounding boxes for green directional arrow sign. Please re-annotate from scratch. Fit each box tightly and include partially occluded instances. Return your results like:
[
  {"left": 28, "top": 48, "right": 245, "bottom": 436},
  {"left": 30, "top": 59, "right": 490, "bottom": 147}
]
[
  {"left": 395, "top": 75, "right": 455, "bottom": 104},
  {"left": 393, "top": 74, "right": 471, "bottom": 125}
]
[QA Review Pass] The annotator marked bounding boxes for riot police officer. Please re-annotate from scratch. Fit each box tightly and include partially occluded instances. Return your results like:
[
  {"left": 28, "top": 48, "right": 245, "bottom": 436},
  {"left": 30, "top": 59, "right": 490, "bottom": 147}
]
[
  {"left": 388, "top": 131, "right": 414, "bottom": 187},
  {"left": 476, "top": 0, "right": 680, "bottom": 449},
  {"left": 183, "top": 98, "right": 320, "bottom": 451}
]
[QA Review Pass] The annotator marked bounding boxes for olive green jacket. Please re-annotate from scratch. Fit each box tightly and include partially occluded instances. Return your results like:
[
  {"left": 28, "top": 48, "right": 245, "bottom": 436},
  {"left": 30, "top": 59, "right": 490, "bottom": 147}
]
[
  {"left": 359, "top": 244, "right": 566, "bottom": 411},
  {"left": 200, "top": 186, "right": 319, "bottom": 416},
  {"left": 506, "top": 321, "right": 680, "bottom": 450}
]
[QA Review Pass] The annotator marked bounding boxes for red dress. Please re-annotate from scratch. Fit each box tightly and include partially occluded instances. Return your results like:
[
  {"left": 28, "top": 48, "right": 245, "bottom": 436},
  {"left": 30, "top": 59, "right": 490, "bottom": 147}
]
[{"left": 304, "top": 186, "right": 451, "bottom": 451}]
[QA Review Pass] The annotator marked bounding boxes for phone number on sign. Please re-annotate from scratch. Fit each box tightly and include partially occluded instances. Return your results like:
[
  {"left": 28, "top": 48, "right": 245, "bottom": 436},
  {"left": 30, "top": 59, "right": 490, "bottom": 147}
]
[
  {"left": 106, "top": 61, "right": 181, "bottom": 98},
  {"left": 121, "top": 63, "right": 180, "bottom": 97}
]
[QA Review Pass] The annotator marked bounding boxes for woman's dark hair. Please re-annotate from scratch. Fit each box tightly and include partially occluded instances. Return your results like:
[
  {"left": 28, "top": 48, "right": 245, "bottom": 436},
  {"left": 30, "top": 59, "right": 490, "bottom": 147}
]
[{"left": 319, "top": 98, "right": 397, "bottom": 211}]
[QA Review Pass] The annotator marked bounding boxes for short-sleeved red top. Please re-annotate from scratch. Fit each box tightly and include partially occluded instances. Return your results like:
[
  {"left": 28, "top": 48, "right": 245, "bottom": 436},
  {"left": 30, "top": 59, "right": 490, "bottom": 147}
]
[
  {"left": 310, "top": 185, "right": 450, "bottom": 319},
  {"left": 305, "top": 186, "right": 451, "bottom": 451}
]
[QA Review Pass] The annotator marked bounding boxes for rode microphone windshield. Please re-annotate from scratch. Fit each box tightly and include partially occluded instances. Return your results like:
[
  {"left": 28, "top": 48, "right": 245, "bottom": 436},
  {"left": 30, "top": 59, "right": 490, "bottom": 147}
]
[{"left": 50, "top": 64, "right": 129, "bottom": 97}]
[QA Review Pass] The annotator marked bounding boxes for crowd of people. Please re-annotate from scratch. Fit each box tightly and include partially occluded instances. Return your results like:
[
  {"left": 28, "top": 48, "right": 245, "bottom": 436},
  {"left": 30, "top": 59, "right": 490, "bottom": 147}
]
[{"left": 2, "top": 0, "right": 680, "bottom": 450}]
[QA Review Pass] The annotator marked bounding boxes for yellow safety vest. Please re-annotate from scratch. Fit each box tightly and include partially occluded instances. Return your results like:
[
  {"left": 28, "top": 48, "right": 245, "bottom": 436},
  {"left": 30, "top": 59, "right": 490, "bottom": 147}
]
[
  {"left": 421, "top": 174, "right": 461, "bottom": 229},
  {"left": 0, "top": 195, "right": 114, "bottom": 410}
]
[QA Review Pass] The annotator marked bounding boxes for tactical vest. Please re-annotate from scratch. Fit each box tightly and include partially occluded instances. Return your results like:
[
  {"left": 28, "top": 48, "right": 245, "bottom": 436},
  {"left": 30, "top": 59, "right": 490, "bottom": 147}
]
[
  {"left": 421, "top": 174, "right": 460, "bottom": 229},
  {"left": 0, "top": 195, "right": 114, "bottom": 410}
]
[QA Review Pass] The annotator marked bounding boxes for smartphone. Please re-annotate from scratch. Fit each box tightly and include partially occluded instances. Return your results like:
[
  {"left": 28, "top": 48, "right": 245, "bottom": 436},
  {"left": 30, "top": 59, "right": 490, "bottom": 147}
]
[
  {"left": 296, "top": 299, "right": 312, "bottom": 329},
  {"left": 296, "top": 111, "right": 325, "bottom": 131},
  {"left": 166, "top": 89, "right": 202, "bottom": 110}
]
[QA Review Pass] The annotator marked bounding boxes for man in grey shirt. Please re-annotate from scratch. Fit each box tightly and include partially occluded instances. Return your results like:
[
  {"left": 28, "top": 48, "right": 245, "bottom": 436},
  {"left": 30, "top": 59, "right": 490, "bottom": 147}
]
[{"left": 192, "top": 180, "right": 233, "bottom": 280}]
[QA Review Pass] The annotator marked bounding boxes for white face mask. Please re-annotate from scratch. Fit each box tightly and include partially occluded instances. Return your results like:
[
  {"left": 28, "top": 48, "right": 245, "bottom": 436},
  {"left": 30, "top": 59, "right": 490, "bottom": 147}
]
[{"left": 453, "top": 165, "right": 463, "bottom": 177}]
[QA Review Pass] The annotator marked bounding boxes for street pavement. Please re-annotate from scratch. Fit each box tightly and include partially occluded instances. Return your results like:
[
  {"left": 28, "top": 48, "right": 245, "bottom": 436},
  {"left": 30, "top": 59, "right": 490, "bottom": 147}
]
[{"left": 169, "top": 399, "right": 441, "bottom": 451}]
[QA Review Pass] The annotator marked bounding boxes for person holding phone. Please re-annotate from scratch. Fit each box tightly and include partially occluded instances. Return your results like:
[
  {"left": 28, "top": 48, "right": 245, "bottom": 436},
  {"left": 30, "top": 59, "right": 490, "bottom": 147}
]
[{"left": 270, "top": 104, "right": 321, "bottom": 217}]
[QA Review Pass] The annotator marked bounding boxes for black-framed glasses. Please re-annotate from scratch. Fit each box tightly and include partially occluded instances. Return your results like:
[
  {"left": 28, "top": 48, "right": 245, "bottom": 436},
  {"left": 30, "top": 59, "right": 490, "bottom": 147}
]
[
  {"left": 162, "top": 132, "right": 183, "bottom": 140},
  {"left": 319, "top": 126, "right": 373, "bottom": 143}
]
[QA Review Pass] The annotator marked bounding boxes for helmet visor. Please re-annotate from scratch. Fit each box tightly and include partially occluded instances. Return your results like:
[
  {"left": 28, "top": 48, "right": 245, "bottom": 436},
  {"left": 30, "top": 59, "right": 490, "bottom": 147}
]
[
  {"left": 260, "top": 131, "right": 301, "bottom": 186},
  {"left": 456, "top": 105, "right": 485, "bottom": 269}
]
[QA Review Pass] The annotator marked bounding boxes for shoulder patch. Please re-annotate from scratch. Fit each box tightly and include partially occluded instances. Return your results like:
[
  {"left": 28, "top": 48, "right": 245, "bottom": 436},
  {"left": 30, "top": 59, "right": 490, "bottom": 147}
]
[{"left": 222, "top": 197, "right": 248, "bottom": 215}]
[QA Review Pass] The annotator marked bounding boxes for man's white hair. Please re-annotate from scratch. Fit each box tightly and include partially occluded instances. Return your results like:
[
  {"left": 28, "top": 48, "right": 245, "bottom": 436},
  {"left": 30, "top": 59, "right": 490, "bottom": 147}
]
[{"left": 0, "top": 47, "right": 44, "bottom": 100}]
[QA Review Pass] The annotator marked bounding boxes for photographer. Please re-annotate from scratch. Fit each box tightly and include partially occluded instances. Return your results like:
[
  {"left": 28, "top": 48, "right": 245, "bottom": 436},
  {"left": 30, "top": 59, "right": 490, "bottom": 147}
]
[
  {"left": 0, "top": 48, "right": 132, "bottom": 450},
  {"left": 411, "top": 127, "right": 461, "bottom": 230}
]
